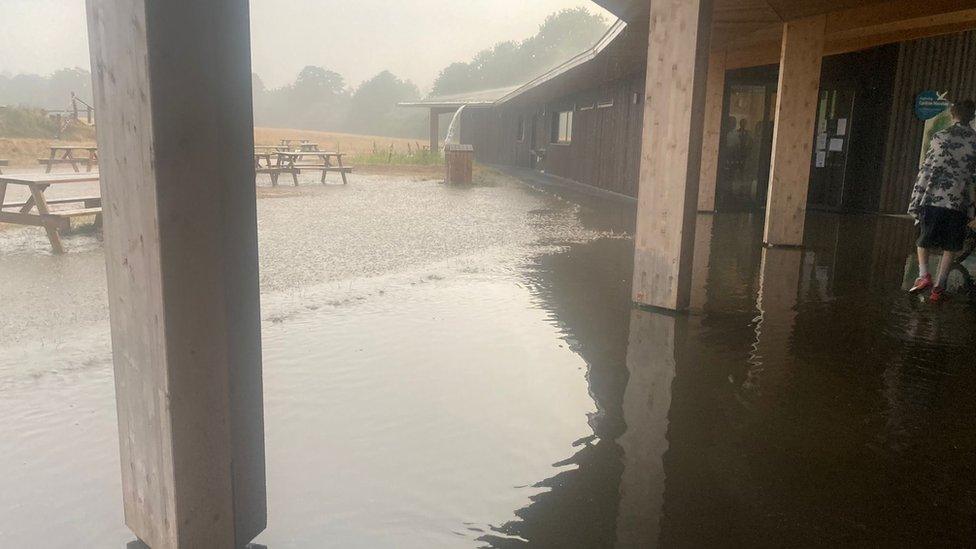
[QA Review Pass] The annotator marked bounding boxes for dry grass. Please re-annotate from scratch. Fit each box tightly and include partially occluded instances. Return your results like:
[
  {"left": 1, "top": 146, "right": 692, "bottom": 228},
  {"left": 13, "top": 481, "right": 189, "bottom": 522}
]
[
  {"left": 254, "top": 127, "right": 423, "bottom": 155},
  {"left": 0, "top": 138, "right": 97, "bottom": 168},
  {"left": 1, "top": 127, "right": 431, "bottom": 168}
]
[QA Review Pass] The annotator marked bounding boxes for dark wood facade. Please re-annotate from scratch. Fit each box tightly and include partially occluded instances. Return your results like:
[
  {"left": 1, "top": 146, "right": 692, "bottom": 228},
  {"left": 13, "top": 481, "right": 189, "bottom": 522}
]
[
  {"left": 459, "top": 28, "right": 976, "bottom": 215},
  {"left": 880, "top": 30, "right": 976, "bottom": 214},
  {"left": 461, "top": 76, "right": 645, "bottom": 198}
]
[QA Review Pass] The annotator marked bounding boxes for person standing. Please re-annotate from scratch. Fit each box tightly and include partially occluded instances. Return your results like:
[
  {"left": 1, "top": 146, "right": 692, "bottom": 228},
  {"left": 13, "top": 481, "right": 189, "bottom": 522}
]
[{"left": 908, "top": 100, "right": 976, "bottom": 302}]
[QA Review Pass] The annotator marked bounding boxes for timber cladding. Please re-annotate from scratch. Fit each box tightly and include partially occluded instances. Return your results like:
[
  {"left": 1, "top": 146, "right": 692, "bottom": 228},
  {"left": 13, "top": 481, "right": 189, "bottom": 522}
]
[
  {"left": 460, "top": 75, "right": 645, "bottom": 198},
  {"left": 880, "top": 30, "right": 976, "bottom": 214}
]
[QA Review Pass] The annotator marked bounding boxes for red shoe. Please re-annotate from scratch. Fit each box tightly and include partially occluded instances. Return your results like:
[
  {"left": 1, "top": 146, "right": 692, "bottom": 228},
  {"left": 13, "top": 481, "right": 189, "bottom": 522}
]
[
  {"left": 909, "top": 273, "right": 932, "bottom": 293},
  {"left": 930, "top": 286, "right": 949, "bottom": 303}
]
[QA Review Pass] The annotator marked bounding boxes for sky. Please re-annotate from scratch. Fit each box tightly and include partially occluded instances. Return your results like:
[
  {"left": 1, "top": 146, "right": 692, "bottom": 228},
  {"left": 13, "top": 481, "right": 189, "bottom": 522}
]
[{"left": 0, "top": 0, "right": 612, "bottom": 92}]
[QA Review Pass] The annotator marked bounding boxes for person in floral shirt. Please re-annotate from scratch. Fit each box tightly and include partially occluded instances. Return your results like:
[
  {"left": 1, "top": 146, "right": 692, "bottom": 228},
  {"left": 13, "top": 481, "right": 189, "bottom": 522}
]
[{"left": 908, "top": 100, "right": 976, "bottom": 302}]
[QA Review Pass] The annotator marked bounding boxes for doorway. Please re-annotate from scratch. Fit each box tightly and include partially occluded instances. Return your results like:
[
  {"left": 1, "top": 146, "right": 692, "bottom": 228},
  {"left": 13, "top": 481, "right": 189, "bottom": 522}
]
[
  {"left": 808, "top": 87, "right": 856, "bottom": 210},
  {"left": 717, "top": 78, "right": 777, "bottom": 211}
]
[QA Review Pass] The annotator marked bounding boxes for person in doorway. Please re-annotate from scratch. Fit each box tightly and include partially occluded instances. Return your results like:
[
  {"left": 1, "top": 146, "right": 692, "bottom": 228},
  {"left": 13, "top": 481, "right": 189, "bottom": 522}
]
[{"left": 908, "top": 99, "right": 976, "bottom": 301}]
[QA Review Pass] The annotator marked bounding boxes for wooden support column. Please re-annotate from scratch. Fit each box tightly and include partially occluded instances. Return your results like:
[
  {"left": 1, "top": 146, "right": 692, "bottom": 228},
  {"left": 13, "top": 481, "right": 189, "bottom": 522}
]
[
  {"left": 764, "top": 16, "right": 826, "bottom": 247},
  {"left": 697, "top": 49, "right": 727, "bottom": 213},
  {"left": 633, "top": 0, "right": 714, "bottom": 310},
  {"left": 86, "top": 1, "right": 266, "bottom": 547},
  {"left": 429, "top": 109, "right": 440, "bottom": 153}
]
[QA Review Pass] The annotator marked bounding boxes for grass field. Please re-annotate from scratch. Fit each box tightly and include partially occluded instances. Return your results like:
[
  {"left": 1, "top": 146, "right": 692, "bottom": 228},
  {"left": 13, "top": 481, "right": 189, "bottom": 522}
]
[
  {"left": 1, "top": 127, "right": 441, "bottom": 168},
  {"left": 254, "top": 127, "right": 426, "bottom": 154}
]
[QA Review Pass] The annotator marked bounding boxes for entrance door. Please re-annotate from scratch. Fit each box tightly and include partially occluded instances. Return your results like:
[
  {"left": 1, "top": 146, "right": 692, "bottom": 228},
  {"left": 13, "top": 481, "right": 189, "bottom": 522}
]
[
  {"left": 718, "top": 83, "right": 776, "bottom": 210},
  {"left": 808, "top": 88, "right": 856, "bottom": 210}
]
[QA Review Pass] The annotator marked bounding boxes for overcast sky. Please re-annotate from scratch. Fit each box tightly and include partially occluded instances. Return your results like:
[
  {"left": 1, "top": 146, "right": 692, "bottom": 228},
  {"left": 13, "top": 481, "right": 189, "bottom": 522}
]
[{"left": 0, "top": 0, "right": 612, "bottom": 92}]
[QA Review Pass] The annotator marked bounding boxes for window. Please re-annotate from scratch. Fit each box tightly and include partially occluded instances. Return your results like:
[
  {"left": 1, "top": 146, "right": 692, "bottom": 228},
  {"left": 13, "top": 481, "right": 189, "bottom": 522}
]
[
  {"left": 516, "top": 116, "right": 525, "bottom": 142},
  {"left": 551, "top": 110, "right": 573, "bottom": 144}
]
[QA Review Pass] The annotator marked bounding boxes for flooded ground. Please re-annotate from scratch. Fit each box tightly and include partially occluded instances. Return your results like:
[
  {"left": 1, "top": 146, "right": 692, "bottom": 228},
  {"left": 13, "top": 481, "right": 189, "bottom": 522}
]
[{"left": 1, "top": 168, "right": 975, "bottom": 548}]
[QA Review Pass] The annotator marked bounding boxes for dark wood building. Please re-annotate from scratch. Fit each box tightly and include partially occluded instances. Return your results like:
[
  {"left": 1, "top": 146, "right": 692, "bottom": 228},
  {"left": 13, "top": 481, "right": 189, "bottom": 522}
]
[{"left": 410, "top": 21, "right": 976, "bottom": 216}]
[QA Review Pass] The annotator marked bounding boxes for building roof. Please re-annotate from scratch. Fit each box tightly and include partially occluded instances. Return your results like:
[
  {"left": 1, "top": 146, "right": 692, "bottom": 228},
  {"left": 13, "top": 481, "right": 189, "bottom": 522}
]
[
  {"left": 398, "top": 19, "right": 632, "bottom": 110},
  {"left": 495, "top": 19, "right": 632, "bottom": 105},
  {"left": 398, "top": 85, "right": 523, "bottom": 109}
]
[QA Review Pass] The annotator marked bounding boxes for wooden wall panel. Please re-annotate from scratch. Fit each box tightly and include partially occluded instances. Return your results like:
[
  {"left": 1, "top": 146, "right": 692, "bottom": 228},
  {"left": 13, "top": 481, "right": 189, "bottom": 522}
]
[
  {"left": 462, "top": 75, "right": 645, "bottom": 198},
  {"left": 879, "top": 30, "right": 976, "bottom": 213}
]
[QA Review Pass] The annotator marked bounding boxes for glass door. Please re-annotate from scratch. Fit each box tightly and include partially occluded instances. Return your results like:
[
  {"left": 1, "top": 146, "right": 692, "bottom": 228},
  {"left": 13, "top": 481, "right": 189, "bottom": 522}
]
[
  {"left": 718, "top": 83, "right": 777, "bottom": 211},
  {"left": 808, "top": 88, "right": 856, "bottom": 210}
]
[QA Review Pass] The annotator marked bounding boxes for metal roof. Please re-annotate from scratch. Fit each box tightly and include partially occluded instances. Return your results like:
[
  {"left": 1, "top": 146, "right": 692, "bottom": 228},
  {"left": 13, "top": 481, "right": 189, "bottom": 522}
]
[
  {"left": 398, "top": 85, "right": 523, "bottom": 109},
  {"left": 398, "top": 19, "right": 629, "bottom": 110}
]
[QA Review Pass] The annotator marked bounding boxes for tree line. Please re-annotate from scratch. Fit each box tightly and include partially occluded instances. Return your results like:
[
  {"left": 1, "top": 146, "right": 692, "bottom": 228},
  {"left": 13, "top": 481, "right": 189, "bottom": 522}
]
[{"left": 0, "top": 8, "right": 609, "bottom": 139}]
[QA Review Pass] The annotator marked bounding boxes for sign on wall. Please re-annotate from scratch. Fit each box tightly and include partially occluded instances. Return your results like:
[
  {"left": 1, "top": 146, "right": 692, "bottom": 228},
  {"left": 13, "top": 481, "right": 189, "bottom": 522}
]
[{"left": 916, "top": 90, "right": 953, "bottom": 168}]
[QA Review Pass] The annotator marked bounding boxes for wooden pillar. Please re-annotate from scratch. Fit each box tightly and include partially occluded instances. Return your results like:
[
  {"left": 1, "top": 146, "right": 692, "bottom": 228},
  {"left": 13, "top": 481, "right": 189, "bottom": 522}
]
[
  {"left": 764, "top": 16, "right": 826, "bottom": 247},
  {"left": 633, "top": 0, "right": 714, "bottom": 310},
  {"left": 429, "top": 109, "right": 440, "bottom": 153},
  {"left": 85, "top": 1, "right": 266, "bottom": 547},
  {"left": 697, "top": 49, "right": 727, "bottom": 213}
]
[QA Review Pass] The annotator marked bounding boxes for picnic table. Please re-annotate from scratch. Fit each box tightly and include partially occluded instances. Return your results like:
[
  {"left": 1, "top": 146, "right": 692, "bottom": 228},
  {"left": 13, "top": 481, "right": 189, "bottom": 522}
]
[
  {"left": 0, "top": 172, "right": 101, "bottom": 253},
  {"left": 275, "top": 151, "right": 352, "bottom": 184},
  {"left": 255, "top": 144, "right": 290, "bottom": 153},
  {"left": 39, "top": 145, "right": 98, "bottom": 173},
  {"left": 254, "top": 152, "right": 300, "bottom": 186},
  {"left": 298, "top": 142, "right": 320, "bottom": 152}
]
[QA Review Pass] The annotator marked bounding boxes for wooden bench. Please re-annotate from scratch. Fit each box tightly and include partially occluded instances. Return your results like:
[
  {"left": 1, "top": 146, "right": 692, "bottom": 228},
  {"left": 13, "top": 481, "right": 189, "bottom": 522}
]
[
  {"left": 37, "top": 157, "right": 98, "bottom": 173},
  {"left": 3, "top": 195, "right": 101, "bottom": 210},
  {"left": 255, "top": 167, "right": 300, "bottom": 186},
  {"left": 293, "top": 164, "right": 354, "bottom": 184}
]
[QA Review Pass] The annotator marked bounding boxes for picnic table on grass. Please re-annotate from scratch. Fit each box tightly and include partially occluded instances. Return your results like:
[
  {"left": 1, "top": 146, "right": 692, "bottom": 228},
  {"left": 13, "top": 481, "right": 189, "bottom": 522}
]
[
  {"left": 275, "top": 151, "right": 352, "bottom": 184},
  {"left": 39, "top": 145, "right": 98, "bottom": 173},
  {"left": 0, "top": 172, "right": 101, "bottom": 253}
]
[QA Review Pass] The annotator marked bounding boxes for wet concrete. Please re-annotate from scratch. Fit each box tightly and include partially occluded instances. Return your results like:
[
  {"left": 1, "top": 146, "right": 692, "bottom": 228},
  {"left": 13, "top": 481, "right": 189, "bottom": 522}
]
[{"left": 1, "top": 168, "right": 975, "bottom": 547}]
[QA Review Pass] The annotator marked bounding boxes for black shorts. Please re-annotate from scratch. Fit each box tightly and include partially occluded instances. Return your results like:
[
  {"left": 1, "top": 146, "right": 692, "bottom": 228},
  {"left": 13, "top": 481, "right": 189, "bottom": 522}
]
[{"left": 917, "top": 206, "right": 969, "bottom": 252}]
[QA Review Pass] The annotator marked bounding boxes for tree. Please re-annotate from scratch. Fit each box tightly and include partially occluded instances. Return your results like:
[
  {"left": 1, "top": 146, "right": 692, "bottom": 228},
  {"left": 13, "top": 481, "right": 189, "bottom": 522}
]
[
  {"left": 345, "top": 71, "right": 425, "bottom": 137},
  {"left": 431, "top": 7, "right": 609, "bottom": 96}
]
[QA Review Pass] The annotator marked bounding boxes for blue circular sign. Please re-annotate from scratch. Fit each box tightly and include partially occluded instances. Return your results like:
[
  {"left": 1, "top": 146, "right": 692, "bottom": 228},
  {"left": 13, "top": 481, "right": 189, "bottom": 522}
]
[{"left": 916, "top": 90, "right": 951, "bottom": 121}]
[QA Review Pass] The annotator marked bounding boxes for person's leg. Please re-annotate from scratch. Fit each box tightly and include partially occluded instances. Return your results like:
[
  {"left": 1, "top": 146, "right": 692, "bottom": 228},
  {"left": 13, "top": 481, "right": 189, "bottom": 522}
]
[
  {"left": 918, "top": 247, "right": 930, "bottom": 277},
  {"left": 935, "top": 249, "right": 957, "bottom": 288}
]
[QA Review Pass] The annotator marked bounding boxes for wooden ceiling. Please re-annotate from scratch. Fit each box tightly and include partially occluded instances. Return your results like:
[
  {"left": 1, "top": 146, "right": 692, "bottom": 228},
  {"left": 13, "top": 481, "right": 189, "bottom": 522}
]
[
  {"left": 592, "top": 0, "right": 892, "bottom": 24},
  {"left": 592, "top": 0, "right": 976, "bottom": 69}
]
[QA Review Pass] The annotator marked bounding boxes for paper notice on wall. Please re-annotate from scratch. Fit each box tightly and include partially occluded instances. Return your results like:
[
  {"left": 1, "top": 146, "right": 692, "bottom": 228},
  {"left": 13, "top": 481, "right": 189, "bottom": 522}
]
[
  {"left": 816, "top": 133, "right": 828, "bottom": 151},
  {"left": 829, "top": 138, "right": 844, "bottom": 152},
  {"left": 836, "top": 118, "right": 848, "bottom": 136},
  {"left": 816, "top": 151, "right": 827, "bottom": 168}
]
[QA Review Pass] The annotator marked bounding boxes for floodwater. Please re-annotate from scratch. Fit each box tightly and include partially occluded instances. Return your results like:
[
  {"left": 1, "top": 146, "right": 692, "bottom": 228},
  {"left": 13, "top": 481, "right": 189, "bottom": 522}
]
[{"left": 1, "top": 168, "right": 975, "bottom": 548}]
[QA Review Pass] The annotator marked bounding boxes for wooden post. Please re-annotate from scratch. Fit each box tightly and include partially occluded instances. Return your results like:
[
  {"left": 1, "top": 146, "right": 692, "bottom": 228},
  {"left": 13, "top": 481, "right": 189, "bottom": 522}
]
[
  {"left": 633, "top": 0, "right": 714, "bottom": 310},
  {"left": 764, "top": 16, "right": 826, "bottom": 247},
  {"left": 429, "top": 109, "right": 440, "bottom": 154},
  {"left": 85, "top": 1, "right": 266, "bottom": 547},
  {"left": 698, "top": 49, "right": 727, "bottom": 213}
]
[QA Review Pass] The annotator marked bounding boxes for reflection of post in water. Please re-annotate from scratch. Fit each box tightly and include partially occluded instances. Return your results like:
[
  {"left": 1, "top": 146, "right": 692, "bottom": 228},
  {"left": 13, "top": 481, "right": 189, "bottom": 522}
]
[
  {"left": 746, "top": 248, "right": 802, "bottom": 393},
  {"left": 690, "top": 214, "right": 715, "bottom": 312},
  {"left": 615, "top": 308, "right": 681, "bottom": 548}
]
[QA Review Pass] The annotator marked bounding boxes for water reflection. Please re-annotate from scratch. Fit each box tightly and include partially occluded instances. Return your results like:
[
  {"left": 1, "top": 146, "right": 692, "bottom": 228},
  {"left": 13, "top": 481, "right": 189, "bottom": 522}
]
[
  {"left": 476, "top": 195, "right": 976, "bottom": 547},
  {"left": 4, "top": 173, "right": 976, "bottom": 547}
]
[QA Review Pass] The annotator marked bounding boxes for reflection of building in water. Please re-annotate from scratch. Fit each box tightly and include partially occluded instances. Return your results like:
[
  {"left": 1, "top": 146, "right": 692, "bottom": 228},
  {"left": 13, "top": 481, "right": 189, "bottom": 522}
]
[{"left": 479, "top": 237, "right": 634, "bottom": 548}]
